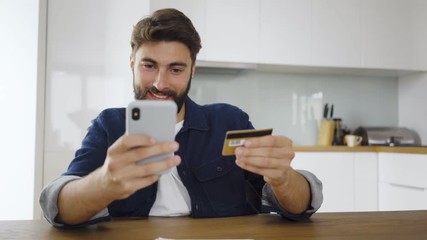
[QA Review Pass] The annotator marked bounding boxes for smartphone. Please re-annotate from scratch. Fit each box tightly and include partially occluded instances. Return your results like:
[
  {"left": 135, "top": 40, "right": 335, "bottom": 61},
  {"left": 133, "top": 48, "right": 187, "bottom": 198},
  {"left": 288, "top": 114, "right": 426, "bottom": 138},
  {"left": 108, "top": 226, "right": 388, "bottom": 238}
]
[{"left": 126, "top": 100, "right": 177, "bottom": 174}]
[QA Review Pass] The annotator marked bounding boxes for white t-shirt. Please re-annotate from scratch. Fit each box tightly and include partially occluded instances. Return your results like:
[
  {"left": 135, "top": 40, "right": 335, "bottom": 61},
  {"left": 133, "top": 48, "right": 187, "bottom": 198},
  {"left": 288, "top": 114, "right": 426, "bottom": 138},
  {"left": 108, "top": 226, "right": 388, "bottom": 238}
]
[{"left": 149, "top": 121, "right": 191, "bottom": 216}]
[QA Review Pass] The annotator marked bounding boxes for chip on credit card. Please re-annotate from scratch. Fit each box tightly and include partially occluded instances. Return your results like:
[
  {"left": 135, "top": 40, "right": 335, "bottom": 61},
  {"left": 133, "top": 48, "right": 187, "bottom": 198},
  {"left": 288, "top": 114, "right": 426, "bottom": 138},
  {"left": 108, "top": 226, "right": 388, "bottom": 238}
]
[{"left": 222, "top": 128, "right": 273, "bottom": 156}]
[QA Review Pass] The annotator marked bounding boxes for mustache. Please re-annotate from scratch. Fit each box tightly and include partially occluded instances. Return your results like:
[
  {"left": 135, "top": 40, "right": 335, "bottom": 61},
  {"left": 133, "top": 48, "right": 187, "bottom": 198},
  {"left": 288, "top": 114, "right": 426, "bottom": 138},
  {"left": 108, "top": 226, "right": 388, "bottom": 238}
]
[
  {"left": 148, "top": 86, "right": 177, "bottom": 98},
  {"left": 134, "top": 86, "right": 178, "bottom": 100}
]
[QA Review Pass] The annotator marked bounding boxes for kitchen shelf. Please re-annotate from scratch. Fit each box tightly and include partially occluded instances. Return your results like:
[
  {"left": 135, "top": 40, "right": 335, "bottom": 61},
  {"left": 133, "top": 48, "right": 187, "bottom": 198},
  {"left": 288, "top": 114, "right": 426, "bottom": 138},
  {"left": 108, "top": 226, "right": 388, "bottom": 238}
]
[
  {"left": 255, "top": 63, "right": 426, "bottom": 78},
  {"left": 196, "top": 60, "right": 426, "bottom": 78},
  {"left": 294, "top": 146, "right": 427, "bottom": 154}
]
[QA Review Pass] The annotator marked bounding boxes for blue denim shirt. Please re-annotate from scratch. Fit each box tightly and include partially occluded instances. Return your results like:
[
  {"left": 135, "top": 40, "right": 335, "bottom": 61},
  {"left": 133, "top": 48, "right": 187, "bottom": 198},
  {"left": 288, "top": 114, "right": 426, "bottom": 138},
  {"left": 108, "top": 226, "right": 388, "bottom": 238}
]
[{"left": 40, "top": 98, "right": 323, "bottom": 227}]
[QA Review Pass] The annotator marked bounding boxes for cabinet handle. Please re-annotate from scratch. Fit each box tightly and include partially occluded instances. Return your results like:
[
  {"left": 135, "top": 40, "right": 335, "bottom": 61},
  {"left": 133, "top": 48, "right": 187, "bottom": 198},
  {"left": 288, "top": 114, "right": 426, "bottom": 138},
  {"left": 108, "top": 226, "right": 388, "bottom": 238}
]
[{"left": 389, "top": 183, "right": 426, "bottom": 191}]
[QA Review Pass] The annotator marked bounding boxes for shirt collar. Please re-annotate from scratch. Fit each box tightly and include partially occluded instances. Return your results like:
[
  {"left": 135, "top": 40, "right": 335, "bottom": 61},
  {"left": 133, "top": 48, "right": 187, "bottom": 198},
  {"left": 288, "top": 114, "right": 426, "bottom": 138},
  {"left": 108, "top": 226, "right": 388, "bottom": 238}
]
[{"left": 182, "top": 97, "right": 209, "bottom": 132}]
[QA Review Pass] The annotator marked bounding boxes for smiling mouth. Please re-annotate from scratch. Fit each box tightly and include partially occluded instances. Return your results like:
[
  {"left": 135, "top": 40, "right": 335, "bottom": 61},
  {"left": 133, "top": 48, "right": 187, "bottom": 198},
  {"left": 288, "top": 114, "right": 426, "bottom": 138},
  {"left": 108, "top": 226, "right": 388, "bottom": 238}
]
[
  {"left": 148, "top": 87, "right": 176, "bottom": 100},
  {"left": 151, "top": 91, "right": 168, "bottom": 99}
]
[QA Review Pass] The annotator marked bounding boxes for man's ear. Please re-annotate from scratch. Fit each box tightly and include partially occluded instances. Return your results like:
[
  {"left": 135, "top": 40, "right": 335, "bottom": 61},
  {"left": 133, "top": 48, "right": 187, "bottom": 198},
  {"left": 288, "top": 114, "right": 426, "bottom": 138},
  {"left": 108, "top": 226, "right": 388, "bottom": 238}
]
[
  {"left": 191, "top": 64, "right": 196, "bottom": 77},
  {"left": 130, "top": 54, "right": 134, "bottom": 71}
]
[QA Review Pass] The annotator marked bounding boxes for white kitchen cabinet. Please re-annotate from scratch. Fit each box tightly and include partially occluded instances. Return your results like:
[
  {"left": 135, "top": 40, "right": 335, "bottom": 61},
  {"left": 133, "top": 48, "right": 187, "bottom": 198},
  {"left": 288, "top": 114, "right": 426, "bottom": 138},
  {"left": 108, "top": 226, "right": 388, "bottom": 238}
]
[
  {"left": 203, "top": 0, "right": 259, "bottom": 63},
  {"left": 362, "top": 0, "right": 427, "bottom": 70},
  {"left": 260, "top": 0, "right": 427, "bottom": 72},
  {"left": 149, "top": 0, "right": 207, "bottom": 60},
  {"left": 379, "top": 183, "right": 427, "bottom": 211},
  {"left": 378, "top": 153, "right": 427, "bottom": 211},
  {"left": 311, "top": 0, "right": 362, "bottom": 67},
  {"left": 353, "top": 152, "right": 379, "bottom": 211},
  {"left": 259, "top": 0, "right": 311, "bottom": 65},
  {"left": 150, "top": 0, "right": 258, "bottom": 64},
  {"left": 151, "top": 0, "right": 427, "bottom": 72},
  {"left": 292, "top": 152, "right": 378, "bottom": 212},
  {"left": 259, "top": 0, "right": 362, "bottom": 68}
]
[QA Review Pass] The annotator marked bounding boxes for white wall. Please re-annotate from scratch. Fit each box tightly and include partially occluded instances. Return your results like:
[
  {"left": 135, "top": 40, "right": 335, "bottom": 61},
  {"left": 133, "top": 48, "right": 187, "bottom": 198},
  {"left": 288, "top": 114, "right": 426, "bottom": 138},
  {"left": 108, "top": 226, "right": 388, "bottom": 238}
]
[
  {"left": 43, "top": 0, "right": 150, "bottom": 188},
  {"left": 397, "top": 0, "right": 427, "bottom": 144},
  {"left": 399, "top": 73, "right": 427, "bottom": 144},
  {"left": 0, "top": 0, "right": 41, "bottom": 220}
]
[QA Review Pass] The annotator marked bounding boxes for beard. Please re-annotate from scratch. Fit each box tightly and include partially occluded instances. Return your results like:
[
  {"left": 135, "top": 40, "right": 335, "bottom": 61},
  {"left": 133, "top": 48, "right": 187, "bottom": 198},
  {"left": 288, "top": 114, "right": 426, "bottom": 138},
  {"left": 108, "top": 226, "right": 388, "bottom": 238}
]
[{"left": 133, "top": 74, "right": 192, "bottom": 114}]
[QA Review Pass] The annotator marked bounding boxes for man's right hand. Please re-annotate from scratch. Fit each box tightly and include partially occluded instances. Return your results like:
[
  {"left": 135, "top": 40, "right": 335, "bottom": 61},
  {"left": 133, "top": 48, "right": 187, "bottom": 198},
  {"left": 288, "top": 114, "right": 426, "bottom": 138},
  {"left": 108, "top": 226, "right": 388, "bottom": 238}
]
[
  {"left": 56, "top": 134, "right": 180, "bottom": 225},
  {"left": 98, "top": 134, "right": 181, "bottom": 201}
]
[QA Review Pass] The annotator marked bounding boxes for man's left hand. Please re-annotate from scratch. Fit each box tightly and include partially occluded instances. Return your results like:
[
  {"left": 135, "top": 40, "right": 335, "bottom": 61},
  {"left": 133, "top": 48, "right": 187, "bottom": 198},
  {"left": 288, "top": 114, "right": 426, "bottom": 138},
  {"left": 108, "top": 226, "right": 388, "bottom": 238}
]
[
  {"left": 234, "top": 135, "right": 310, "bottom": 214},
  {"left": 234, "top": 135, "right": 294, "bottom": 187}
]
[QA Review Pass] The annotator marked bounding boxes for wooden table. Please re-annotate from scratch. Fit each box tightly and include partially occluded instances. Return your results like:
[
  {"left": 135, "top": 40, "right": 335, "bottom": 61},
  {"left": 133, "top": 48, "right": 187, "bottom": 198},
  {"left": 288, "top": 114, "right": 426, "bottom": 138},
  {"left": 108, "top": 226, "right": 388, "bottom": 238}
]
[{"left": 1, "top": 211, "right": 426, "bottom": 239}]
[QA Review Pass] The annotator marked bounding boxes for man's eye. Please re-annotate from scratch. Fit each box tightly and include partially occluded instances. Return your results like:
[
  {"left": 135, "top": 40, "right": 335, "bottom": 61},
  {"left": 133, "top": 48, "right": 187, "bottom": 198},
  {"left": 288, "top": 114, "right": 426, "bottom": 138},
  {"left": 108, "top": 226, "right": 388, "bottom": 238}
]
[
  {"left": 171, "top": 68, "right": 183, "bottom": 74},
  {"left": 143, "top": 63, "right": 154, "bottom": 69}
]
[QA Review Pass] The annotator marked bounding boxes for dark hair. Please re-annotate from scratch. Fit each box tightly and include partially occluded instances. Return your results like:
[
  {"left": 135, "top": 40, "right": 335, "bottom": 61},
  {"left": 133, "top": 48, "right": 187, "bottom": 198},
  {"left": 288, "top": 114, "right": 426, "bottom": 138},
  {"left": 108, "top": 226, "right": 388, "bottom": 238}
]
[{"left": 130, "top": 8, "right": 202, "bottom": 64}]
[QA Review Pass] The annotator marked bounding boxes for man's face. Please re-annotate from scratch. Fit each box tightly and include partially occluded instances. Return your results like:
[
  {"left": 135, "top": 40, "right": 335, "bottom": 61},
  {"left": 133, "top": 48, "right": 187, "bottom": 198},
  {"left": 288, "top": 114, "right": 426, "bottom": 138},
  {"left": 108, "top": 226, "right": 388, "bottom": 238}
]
[{"left": 131, "top": 41, "right": 194, "bottom": 114}]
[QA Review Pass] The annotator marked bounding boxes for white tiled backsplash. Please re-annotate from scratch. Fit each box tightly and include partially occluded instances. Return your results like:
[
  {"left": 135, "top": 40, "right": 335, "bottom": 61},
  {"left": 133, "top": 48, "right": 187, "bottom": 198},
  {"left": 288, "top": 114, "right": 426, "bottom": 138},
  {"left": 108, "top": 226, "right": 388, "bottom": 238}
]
[{"left": 190, "top": 70, "right": 398, "bottom": 145}]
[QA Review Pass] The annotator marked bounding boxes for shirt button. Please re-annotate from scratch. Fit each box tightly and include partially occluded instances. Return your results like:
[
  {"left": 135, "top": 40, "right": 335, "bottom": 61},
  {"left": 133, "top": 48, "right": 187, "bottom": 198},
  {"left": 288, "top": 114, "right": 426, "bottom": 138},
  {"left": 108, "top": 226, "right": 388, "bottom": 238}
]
[{"left": 216, "top": 166, "right": 223, "bottom": 172}]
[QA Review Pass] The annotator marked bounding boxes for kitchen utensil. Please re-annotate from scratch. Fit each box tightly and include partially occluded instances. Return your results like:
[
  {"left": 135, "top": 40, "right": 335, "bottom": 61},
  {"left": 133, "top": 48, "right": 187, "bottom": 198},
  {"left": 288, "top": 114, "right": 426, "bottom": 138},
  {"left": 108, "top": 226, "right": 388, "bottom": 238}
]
[
  {"left": 318, "top": 119, "right": 335, "bottom": 146},
  {"left": 323, "top": 103, "right": 329, "bottom": 119}
]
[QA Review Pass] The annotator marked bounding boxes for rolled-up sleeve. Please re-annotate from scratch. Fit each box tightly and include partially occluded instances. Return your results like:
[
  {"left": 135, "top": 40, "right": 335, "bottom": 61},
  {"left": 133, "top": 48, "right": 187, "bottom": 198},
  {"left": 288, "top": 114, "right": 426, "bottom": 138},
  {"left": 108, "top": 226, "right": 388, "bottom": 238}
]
[
  {"left": 39, "top": 175, "right": 110, "bottom": 228},
  {"left": 261, "top": 169, "right": 323, "bottom": 221}
]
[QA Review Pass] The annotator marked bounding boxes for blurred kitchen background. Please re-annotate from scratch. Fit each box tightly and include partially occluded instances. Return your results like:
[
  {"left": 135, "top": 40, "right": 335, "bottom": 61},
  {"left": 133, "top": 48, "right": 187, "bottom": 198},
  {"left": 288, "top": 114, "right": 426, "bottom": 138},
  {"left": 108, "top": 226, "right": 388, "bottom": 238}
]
[{"left": 1, "top": 0, "right": 427, "bottom": 220}]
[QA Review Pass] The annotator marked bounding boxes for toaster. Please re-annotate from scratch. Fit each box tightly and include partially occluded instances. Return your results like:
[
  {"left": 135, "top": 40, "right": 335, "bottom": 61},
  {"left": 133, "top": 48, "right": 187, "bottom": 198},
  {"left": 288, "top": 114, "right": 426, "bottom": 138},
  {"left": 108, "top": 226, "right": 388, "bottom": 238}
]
[{"left": 353, "top": 127, "right": 421, "bottom": 146}]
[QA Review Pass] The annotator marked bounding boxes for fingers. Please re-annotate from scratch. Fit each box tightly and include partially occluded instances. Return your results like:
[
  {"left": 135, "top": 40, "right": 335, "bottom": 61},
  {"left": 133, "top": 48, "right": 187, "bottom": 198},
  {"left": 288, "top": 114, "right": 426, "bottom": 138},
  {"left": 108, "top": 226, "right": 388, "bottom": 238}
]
[
  {"left": 243, "top": 135, "right": 292, "bottom": 148},
  {"left": 236, "top": 159, "right": 286, "bottom": 181},
  {"left": 109, "top": 155, "right": 181, "bottom": 184},
  {"left": 109, "top": 134, "right": 155, "bottom": 154},
  {"left": 234, "top": 135, "right": 295, "bottom": 182},
  {"left": 236, "top": 146, "right": 293, "bottom": 163},
  {"left": 108, "top": 135, "right": 179, "bottom": 166},
  {"left": 235, "top": 152, "right": 292, "bottom": 186},
  {"left": 102, "top": 134, "right": 181, "bottom": 200},
  {"left": 103, "top": 149, "right": 181, "bottom": 200},
  {"left": 119, "top": 141, "right": 179, "bottom": 165},
  {"left": 235, "top": 135, "right": 295, "bottom": 168},
  {"left": 106, "top": 135, "right": 180, "bottom": 178},
  {"left": 106, "top": 155, "right": 181, "bottom": 200},
  {"left": 235, "top": 152, "right": 291, "bottom": 171},
  {"left": 105, "top": 171, "right": 161, "bottom": 200}
]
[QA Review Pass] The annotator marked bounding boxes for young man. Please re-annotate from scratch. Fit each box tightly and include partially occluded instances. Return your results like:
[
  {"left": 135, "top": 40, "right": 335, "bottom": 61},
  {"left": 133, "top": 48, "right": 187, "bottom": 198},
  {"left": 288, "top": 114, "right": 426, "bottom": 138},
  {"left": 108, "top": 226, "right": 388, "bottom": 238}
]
[{"left": 40, "top": 8, "right": 323, "bottom": 227}]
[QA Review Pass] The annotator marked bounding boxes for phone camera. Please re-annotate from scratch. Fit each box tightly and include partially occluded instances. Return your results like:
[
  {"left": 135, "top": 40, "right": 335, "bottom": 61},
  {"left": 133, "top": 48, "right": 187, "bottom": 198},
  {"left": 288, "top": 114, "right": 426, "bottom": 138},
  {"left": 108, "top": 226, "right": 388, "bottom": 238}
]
[{"left": 131, "top": 108, "right": 140, "bottom": 120}]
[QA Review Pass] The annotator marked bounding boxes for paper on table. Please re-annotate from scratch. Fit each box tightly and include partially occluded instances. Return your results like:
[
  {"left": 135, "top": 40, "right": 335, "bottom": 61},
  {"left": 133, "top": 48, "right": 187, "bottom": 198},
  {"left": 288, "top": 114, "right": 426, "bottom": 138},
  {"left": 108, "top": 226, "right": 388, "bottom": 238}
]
[{"left": 156, "top": 238, "right": 254, "bottom": 240}]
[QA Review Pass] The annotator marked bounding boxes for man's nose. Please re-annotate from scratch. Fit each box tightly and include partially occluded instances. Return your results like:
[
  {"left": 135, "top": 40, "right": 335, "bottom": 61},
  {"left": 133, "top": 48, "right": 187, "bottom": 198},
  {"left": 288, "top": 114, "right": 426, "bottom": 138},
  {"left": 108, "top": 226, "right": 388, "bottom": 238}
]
[{"left": 153, "top": 69, "right": 169, "bottom": 90}]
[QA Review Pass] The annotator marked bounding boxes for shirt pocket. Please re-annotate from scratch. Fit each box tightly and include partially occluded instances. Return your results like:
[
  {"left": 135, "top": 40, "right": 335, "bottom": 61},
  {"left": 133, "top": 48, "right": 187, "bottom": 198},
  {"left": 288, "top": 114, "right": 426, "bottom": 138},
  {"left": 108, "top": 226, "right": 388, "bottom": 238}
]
[{"left": 193, "top": 156, "right": 247, "bottom": 213}]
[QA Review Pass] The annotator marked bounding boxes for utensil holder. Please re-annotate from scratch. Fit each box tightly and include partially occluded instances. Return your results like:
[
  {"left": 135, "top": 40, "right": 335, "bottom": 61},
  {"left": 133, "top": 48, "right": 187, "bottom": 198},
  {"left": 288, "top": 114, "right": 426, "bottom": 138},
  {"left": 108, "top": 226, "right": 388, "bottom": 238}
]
[{"left": 318, "top": 119, "right": 335, "bottom": 146}]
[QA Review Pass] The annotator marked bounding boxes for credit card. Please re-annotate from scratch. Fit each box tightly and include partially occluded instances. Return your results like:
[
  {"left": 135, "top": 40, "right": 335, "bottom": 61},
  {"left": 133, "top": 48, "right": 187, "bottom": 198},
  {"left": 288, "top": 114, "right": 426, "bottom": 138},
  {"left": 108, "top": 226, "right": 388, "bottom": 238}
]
[{"left": 222, "top": 128, "right": 273, "bottom": 156}]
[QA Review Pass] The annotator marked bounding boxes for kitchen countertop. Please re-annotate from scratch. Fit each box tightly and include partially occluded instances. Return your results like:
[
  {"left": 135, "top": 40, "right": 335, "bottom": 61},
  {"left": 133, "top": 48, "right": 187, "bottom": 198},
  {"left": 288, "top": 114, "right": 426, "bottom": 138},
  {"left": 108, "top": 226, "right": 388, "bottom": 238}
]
[{"left": 293, "top": 146, "right": 427, "bottom": 154}]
